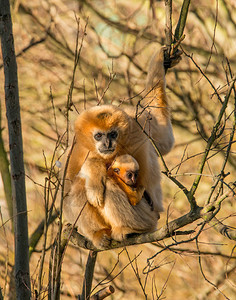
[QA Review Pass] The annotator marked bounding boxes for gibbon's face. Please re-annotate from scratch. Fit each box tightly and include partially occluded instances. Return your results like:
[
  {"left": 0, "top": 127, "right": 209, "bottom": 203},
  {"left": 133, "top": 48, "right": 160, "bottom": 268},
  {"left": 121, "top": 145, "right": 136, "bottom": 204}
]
[
  {"left": 93, "top": 128, "right": 119, "bottom": 158},
  {"left": 113, "top": 167, "right": 139, "bottom": 187},
  {"left": 74, "top": 106, "right": 130, "bottom": 158}
]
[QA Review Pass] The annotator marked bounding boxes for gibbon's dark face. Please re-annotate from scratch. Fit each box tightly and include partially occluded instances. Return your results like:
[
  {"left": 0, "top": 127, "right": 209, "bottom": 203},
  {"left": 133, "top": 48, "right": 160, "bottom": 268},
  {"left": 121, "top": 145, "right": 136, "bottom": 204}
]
[
  {"left": 124, "top": 170, "right": 139, "bottom": 186},
  {"left": 93, "top": 129, "right": 119, "bottom": 157},
  {"left": 113, "top": 167, "right": 139, "bottom": 187}
]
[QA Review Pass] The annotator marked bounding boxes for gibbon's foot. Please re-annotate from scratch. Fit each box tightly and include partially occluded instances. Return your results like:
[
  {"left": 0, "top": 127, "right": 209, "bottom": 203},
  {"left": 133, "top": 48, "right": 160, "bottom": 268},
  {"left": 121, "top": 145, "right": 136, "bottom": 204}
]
[
  {"left": 93, "top": 229, "right": 111, "bottom": 249},
  {"left": 111, "top": 227, "right": 127, "bottom": 242}
]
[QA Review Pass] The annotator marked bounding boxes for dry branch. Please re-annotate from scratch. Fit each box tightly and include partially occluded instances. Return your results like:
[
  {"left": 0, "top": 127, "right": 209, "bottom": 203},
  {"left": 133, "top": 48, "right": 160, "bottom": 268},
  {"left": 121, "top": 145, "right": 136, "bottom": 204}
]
[
  {"left": 174, "top": 0, "right": 191, "bottom": 41},
  {"left": 209, "top": 217, "right": 236, "bottom": 241},
  {"left": 198, "top": 261, "right": 236, "bottom": 300},
  {"left": 81, "top": 0, "right": 157, "bottom": 41},
  {"left": 164, "top": 0, "right": 172, "bottom": 47},
  {"left": 90, "top": 286, "right": 115, "bottom": 300},
  {"left": 29, "top": 211, "right": 58, "bottom": 258}
]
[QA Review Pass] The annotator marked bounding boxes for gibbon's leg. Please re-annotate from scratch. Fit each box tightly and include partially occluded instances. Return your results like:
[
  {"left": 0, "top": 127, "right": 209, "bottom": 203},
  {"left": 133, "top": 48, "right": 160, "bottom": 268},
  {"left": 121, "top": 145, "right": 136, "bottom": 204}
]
[
  {"left": 92, "top": 228, "right": 111, "bottom": 249},
  {"left": 64, "top": 197, "right": 111, "bottom": 249},
  {"left": 111, "top": 226, "right": 134, "bottom": 241},
  {"left": 141, "top": 46, "right": 179, "bottom": 155},
  {"left": 63, "top": 179, "right": 111, "bottom": 249}
]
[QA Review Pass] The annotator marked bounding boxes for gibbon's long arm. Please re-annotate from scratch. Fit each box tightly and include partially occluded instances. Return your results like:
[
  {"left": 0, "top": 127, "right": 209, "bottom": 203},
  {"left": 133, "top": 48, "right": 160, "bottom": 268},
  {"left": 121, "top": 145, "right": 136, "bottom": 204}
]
[{"left": 140, "top": 47, "right": 180, "bottom": 155}]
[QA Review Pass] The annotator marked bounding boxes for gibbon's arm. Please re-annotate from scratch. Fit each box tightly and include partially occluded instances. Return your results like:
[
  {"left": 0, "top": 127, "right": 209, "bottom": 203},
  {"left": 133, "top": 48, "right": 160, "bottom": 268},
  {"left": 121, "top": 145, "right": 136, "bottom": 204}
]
[
  {"left": 140, "top": 47, "right": 180, "bottom": 155},
  {"left": 79, "top": 157, "right": 107, "bottom": 207}
]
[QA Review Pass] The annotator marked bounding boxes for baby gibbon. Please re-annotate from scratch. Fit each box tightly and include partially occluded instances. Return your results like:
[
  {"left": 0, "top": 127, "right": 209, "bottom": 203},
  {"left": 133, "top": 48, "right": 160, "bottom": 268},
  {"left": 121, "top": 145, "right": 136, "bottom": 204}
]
[
  {"left": 107, "top": 154, "right": 145, "bottom": 206},
  {"left": 63, "top": 47, "right": 178, "bottom": 248}
]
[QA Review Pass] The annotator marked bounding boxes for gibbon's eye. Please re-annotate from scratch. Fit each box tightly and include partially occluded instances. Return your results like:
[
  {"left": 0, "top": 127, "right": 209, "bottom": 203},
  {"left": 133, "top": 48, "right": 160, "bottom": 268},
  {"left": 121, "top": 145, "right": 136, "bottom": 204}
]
[
  {"left": 109, "top": 130, "right": 118, "bottom": 140},
  {"left": 127, "top": 172, "right": 133, "bottom": 179},
  {"left": 94, "top": 132, "right": 103, "bottom": 141},
  {"left": 113, "top": 168, "right": 120, "bottom": 174}
]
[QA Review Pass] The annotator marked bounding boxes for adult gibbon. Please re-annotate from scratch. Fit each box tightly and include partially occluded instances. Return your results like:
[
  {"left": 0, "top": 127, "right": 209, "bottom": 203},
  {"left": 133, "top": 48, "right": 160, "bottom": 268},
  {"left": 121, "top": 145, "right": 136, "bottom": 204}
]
[{"left": 63, "top": 47, "right": 179, "bottom": 248}]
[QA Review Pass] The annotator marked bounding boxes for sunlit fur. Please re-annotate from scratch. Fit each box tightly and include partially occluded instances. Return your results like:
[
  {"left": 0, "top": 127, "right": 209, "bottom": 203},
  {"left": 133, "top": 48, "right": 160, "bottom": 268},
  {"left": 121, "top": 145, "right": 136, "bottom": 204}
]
[{"left": 63, "top": 47, "right": 175, "bottom": 248}]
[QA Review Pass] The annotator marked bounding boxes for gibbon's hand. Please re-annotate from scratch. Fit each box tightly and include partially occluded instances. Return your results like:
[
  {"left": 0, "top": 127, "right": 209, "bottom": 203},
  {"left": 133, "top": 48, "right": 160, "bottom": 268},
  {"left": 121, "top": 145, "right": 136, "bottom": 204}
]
[{"left": 163, "top": 39, "right": 183, "bottom": 70}]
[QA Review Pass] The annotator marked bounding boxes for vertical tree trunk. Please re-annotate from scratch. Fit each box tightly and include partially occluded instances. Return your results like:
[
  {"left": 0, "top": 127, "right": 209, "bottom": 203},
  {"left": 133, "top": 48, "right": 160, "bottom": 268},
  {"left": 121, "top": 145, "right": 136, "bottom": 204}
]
[
  {"left": 80, "top": 251, "right": 98, "bottom": 300},
  {"left": 0, "top": 1, "right": 31, "bottom": 299},
  {"left": 0, "top": 101, "right": 13, "bottom": 224}
]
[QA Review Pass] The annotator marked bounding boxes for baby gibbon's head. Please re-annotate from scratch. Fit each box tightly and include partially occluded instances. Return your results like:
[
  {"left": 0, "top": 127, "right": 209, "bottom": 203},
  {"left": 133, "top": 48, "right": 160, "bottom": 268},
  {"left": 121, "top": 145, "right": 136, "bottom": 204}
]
[
  {"left": 74, "top": 105, "right": 130, "bottom": 159},
  {"left": 111, "top": 154, "right": 139, "bottom": 187}
]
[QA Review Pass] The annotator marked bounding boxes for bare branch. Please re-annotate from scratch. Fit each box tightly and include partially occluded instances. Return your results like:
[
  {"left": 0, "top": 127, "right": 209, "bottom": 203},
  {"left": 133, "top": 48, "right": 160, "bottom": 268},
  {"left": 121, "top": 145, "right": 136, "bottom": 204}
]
[
  {"left": 90, "top": 285, "right": 115, "bottom": 300},
  {"left": 165, "top": 0, "right": 172, "bottom": 47},
  {"left": 174, "top": 0, "right": 191, "bottom": 41}
]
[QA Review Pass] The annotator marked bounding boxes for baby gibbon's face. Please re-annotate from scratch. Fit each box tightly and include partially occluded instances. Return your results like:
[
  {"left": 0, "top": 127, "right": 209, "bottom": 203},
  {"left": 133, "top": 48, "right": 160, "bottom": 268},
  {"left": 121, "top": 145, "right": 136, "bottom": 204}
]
[
  {"left": 113, "top": 167, "right": 139, "bottom": 186},
  {"left": 93, "top": 128, "right": 119, "bottom": 158},
  {"left": 122, "top": 169, "right": 139, "bottom": 186}
]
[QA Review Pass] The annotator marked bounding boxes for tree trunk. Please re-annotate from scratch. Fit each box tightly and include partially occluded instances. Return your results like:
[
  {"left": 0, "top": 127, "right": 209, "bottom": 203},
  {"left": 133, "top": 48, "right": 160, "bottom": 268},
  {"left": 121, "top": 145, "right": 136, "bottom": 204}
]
[
  {"left": 0, "top": 101, "right": 13, "bottom": 225},
  {"left": 0, "top": 0, "right": 31, "bottom": 299}
]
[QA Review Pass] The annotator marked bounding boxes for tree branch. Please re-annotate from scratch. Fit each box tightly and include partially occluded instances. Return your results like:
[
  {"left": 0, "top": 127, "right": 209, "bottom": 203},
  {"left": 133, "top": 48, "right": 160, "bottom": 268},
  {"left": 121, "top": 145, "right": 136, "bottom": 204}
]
[
  {"left": 209, "top": 217, "right": 236, "bottom": 241},
  {"left": 174, "top": 0, "right": 191, "bottom": 41},
  {"left": 29, "top": 211, "right": 58, "bottom": 258},
  {"left": 79, "top": 251, "right": 98, "bottom": 300},
  {"left": 90, "top": 286, "right": 115, "bottom": 300},
  {"left": 62, "top": 181, "right": 236, "bottom": 252},
  {"left": 165, "top": 0, "right": 172, "bottom": 47}
]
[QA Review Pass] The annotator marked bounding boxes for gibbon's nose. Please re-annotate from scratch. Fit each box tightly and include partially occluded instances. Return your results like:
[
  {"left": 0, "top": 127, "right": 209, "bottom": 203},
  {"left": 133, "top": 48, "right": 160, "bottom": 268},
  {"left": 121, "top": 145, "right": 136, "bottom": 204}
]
[
  {"left": 127, "top": 172, "right": 136, "bottom": 184},
  {"left": 131, "top": 174, "right": 136, "bottom": 184},
  {"left": 104, "top": 137, "right": 112, "bottom": 149}
]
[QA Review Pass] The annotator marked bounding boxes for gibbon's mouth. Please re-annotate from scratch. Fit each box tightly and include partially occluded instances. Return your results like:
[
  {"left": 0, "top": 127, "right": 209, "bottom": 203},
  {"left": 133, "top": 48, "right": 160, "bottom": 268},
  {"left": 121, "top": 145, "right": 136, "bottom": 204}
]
[{"left": 99, "top": 149, "right": 115, "bottom": 155}]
